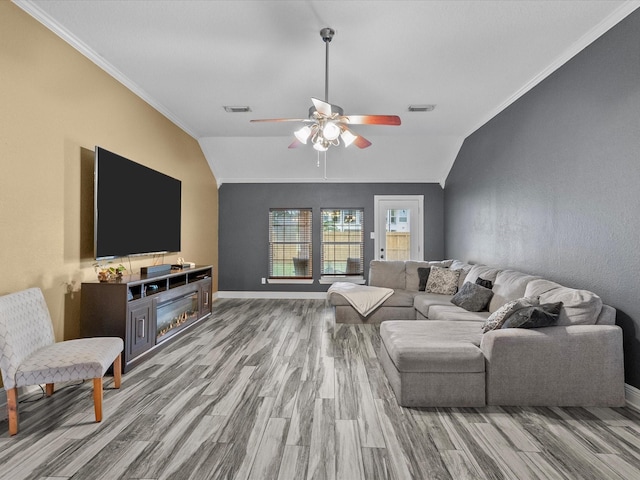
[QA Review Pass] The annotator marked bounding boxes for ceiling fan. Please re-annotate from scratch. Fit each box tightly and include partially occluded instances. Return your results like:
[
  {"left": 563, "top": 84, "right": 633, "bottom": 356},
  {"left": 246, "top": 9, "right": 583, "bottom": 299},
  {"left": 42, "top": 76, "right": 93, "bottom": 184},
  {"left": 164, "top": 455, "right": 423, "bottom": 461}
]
[{"left": 250, "top": 27, "right": 401, "bottom": 151}]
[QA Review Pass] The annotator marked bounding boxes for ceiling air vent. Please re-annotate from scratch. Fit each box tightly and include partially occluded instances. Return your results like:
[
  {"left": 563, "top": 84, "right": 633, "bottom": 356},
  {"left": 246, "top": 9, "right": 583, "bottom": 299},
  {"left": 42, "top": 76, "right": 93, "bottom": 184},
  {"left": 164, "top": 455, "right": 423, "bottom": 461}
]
[
  {"left": 223, "top": 106, "right": 252, "bottom": 113},
  {"left": 408, "top": 105, "right": 436, "bottom": 112}
]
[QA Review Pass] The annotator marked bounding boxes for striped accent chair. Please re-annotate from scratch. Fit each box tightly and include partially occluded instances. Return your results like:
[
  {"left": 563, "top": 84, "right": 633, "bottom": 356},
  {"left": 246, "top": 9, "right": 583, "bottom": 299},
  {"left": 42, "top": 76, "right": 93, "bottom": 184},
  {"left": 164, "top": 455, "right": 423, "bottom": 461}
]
[{"left": 0, "top": 288, "right": 123, "bottom": 435}]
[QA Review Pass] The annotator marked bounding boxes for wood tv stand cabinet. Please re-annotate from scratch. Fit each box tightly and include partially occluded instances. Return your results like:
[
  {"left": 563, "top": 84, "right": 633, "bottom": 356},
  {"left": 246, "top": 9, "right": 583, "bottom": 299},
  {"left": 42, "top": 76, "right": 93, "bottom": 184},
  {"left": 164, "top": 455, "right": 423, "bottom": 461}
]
[{"left": 80, "top": 265, "right": 213, "bottom": 372}]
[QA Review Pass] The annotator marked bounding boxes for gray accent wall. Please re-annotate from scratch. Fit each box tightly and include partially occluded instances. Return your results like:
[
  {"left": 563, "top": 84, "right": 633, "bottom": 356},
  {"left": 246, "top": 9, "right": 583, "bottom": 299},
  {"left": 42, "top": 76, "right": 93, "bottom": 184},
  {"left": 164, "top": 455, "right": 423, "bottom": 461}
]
[
  {"left": 219, "top": 183, "right": 444, "bottom": 292},
  {"left": 444, "top": 10, "right": 640, "bottom": 388}
]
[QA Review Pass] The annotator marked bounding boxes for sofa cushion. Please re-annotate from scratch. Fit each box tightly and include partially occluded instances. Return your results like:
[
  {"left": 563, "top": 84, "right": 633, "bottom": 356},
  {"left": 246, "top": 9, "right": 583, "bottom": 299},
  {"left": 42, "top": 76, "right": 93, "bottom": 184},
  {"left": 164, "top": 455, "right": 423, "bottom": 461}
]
[
  {"left": 427, "top": 305, "right": 490, "bottom": 322},
  {"left": 465, "top": 265, "right": 501, "bottom": 285},
  {"left": 524, "top": 278, "right": 563, "bottom": 297},
  {"left": 501, "top": 302, "right": 563, "bottom": 329},
  {"left": 426, "top": 267, "right": 460, "bottom": 295},
  {"left": 482, "top": 296, "right": 540, "bottom": 333},
  {"left": 413, "top": 293, "right": 455, "bottom": 318},
  {"left": 452, "top": 265, "right": 472, "bottom": 290},
  {"left": 489, "top": 270, "right": 541, "bottom": 313},
  {"left": 539, "top": 287, "right": 602, "bottom": 326},
  {"left": 369, "top": 260, "right": 406, "bottom": 290},
  {"left": 380, "top": 320, "right": 484, "bottom": 373},
  {"left": 451, "top": 282, "right": 493, "bottom": 312},
  {"left": 449, "top": 260, "right": 472, "bottom": 271},
  {"left": 380, "top": 289, "right": 417, "bottom": 308}
]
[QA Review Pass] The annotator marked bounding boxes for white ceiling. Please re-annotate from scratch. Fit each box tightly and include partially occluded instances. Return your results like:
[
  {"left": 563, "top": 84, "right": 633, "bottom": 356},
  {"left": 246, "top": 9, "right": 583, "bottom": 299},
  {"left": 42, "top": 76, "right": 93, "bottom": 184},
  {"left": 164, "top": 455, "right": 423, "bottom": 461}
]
[{"left": 17, "top": 0, "right": 640, "bottom": 186}]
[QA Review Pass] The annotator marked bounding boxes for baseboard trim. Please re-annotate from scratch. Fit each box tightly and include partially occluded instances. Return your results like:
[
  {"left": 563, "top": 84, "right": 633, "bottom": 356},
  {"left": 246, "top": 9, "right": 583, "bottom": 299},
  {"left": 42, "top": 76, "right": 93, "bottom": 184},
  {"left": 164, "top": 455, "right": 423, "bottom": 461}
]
[
  {"left": 216, "top": 291, "right": 327, "bottom": 300},
  {"left": 625, "top": 383, "right": 640, "bottom": 411}
]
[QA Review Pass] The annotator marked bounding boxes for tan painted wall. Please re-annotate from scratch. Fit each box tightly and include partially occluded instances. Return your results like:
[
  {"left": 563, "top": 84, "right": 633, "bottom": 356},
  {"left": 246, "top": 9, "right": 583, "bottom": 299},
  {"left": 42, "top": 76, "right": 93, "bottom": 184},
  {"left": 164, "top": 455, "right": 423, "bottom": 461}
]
[{"left": 0, "top": 3, "right": 218, "bottom": 348}]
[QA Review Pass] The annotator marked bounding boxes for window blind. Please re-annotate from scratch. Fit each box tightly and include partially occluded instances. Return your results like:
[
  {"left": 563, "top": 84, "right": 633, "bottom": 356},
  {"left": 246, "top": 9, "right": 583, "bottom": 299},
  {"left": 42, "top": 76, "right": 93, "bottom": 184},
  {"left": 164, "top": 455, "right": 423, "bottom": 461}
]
[{"left": 268, "top": 209, "right": 313, "bottom": 279}]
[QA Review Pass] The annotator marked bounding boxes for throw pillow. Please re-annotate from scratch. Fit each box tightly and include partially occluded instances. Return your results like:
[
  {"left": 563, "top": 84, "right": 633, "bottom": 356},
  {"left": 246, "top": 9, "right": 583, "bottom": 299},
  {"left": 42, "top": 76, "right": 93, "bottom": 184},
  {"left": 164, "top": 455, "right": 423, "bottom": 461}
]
[
  {"left": 502, "top": 302, "right": 564, "bottom": 329},
  {"left": 481, "top": 296, "right": 540, "bottom": 333},
  {"left": 475, "top": 277, "right": 493, "bottom": 289},
  {"left": 450, "top": 282, "right": 494, "bottom": 312},
  {"left": 418, "top": 267, "right": 431, "bottom": 291},
  {"left": 425, "top": 267, "right": 460, "bottom": 295}
]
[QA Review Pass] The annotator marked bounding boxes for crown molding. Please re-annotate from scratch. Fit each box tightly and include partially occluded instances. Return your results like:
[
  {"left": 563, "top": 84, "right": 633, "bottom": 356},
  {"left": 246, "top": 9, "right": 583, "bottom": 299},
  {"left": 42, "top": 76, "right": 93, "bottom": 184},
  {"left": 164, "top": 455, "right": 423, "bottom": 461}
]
[{"left": 466, "top": 1, "right": 640, "bottom": 137}]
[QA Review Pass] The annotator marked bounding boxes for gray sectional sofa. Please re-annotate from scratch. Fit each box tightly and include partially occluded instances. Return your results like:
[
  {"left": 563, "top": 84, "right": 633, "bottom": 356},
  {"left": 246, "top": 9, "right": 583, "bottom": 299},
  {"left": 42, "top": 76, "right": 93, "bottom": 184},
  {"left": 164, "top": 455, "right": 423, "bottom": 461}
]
[{"left": 328, "top": 259, "right": 625, "bottom": 407}]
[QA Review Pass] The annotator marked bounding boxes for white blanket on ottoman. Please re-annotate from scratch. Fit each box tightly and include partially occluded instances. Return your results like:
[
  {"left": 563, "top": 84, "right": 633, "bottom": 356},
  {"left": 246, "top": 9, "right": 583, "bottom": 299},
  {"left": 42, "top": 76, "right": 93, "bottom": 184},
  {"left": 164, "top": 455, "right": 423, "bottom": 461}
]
[{"left": 327, "top": 282, "right": 394, "bottom": 317}]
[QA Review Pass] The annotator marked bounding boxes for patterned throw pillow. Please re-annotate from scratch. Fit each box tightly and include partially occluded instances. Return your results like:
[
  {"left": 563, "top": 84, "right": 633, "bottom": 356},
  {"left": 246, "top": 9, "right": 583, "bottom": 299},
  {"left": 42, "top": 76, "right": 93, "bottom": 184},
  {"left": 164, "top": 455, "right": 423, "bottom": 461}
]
[
  {"left": 482, "top": 296, "right": 540, "bottom": 333},
  {"left": 425, "top": 267, "right": 460, "bottom": 295},
  {"left": 450, "top": 282, "right": 494, "bottom": 312},
  {"left": 502, "top": 302, "right": 563, "bottom": 329},
  {"left": 418, "top": 267, "right": 431, "bottom": 291}
]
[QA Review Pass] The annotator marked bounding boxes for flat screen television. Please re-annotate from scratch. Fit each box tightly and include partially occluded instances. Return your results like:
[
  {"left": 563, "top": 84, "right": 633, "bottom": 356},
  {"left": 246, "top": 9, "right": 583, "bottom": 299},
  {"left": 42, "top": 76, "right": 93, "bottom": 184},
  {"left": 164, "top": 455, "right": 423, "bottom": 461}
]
[{"left": 94, "top": 146, "right": 182, "bottom": 260}]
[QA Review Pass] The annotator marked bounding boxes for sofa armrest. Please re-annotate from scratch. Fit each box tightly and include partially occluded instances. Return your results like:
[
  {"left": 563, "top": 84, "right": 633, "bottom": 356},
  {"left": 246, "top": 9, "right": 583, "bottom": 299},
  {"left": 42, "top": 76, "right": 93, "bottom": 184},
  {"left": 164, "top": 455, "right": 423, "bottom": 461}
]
[{"left": 480, "top": 325, "right": 625, "bottom": 406}]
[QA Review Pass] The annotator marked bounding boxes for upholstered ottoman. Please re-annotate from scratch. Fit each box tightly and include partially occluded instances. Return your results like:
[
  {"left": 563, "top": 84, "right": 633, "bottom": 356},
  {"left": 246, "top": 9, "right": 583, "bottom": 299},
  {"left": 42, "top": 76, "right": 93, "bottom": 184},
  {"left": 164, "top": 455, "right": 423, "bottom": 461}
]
[{"left": 379, "top": 320, "right": 486, "bottom": 407}]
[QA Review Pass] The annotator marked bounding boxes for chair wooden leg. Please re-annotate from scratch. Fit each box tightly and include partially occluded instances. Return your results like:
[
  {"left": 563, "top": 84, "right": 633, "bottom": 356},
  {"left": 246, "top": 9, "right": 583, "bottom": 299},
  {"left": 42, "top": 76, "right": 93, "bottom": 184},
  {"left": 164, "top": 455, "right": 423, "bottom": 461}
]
[
  {"left": 92, "top": 378, "right": 103, "bottom": 422},
  {"left": 45, "top": 383, "right": 54, "bottom": 396},
  {"left": 113, "top": 353, "right": 122, "bottom": 389},
  {"left": 7, "top": 388, "right": 18, "bottom": 436}
]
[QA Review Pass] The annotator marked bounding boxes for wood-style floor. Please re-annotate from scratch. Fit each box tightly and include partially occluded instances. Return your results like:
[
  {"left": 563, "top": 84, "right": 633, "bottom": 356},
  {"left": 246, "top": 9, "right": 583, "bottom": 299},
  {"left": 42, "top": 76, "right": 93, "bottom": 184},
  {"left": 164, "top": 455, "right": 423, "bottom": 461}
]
[{"left": 1, "top": 298, "right": 640, "bottom": 479}]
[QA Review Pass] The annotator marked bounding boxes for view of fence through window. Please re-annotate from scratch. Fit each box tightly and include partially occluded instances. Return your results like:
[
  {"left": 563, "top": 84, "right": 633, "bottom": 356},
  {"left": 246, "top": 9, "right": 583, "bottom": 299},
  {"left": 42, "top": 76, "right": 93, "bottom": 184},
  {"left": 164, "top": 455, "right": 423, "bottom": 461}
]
[
  {"left": 269, "top": 209, "right": 312, "bottom": 278},
  {"left": 385, "top": 209, "right": 411, "bottom": 260},
  {"left": 321, "top": 208, "right": 364, "bottom": 276}
]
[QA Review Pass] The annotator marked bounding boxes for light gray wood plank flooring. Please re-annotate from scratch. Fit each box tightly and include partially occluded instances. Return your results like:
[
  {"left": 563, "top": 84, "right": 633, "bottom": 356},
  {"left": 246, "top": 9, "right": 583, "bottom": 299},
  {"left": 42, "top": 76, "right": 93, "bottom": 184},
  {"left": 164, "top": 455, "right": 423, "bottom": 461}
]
[{"left": 2, "top": 298, "right": 640, "bottom": 479}]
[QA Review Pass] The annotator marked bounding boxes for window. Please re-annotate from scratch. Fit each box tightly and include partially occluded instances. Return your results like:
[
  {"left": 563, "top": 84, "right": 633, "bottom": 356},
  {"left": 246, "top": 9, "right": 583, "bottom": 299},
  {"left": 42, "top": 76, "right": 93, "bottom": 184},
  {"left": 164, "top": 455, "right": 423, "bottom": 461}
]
[
  {"left": 269, "top": 209, "right": 312, "bottom": 279},
  {"left": 321, "top": 208, "right": 364, "bottom": 277}
]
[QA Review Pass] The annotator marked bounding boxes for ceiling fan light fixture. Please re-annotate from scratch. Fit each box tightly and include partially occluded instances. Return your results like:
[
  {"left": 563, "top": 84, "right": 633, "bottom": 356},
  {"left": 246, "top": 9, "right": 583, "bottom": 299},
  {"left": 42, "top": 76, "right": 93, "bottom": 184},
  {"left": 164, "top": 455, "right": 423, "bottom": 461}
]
[
  {"left": 340, "top": 128, "right": 357, "bottom": 147},
  {"left": 313, "top": 142, "right": 328, "bottom": 152},
  {"left": 294, "top": 125, "right": 312, "bottom": 144},
  {"left": 322, "top": 121, "right": 341, "bottom": 141}
]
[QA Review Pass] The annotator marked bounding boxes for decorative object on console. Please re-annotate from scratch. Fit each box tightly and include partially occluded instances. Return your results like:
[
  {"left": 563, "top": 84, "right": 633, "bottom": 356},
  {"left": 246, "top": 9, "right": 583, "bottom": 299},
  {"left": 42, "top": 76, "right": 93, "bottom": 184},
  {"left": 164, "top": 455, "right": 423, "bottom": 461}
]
[
  {"left": 93, "top": 262, "right": 126, "bottom": 282},
  {"left": 425, "top": 266, "right": 460, "bottom": 295},
  {"left": 250, "top": 28, "right": 401, "bottom": 153},
  {"left": 450, "top": 281, "right": 494, "bottom": 312}
]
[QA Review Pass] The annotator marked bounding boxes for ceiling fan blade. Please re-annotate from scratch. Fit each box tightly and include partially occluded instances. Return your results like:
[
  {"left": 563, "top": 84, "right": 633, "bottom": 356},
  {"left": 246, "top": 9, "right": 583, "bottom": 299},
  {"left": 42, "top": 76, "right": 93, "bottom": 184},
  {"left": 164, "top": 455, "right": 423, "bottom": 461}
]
[
  {"left": 288, "top": 139, "right": 304, "bottom": 149},
  {"left": 353, "top": 135, "right": 372, "bottom": 149},
  {"left": 338, "top": 115, "right": 401, "bottom": 126},
  {"left": 311, "top": 97, "right": 333, "bottom": 117},
  {"left": 250, "top": 118, "right": 314, "bottom": 123}
]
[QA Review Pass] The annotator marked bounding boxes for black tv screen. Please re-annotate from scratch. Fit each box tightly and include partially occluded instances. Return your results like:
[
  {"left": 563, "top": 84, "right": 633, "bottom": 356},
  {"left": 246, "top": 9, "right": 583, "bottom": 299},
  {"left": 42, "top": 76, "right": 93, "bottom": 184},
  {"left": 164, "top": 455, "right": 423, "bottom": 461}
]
[{"left": 94, "top": 146, "right": 181, "bottom": 259}]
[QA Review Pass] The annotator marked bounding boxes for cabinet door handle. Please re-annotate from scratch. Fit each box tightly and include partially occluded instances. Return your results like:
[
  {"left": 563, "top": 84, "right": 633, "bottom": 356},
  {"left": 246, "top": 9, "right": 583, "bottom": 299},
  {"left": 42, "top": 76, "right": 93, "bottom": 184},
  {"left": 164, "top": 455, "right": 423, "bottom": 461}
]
[
  {"left": 138, "top": 318, "right": 145, "bottom": 338},
  {"left": 204, "top": 292, "right": 209, "bottom": 306}
]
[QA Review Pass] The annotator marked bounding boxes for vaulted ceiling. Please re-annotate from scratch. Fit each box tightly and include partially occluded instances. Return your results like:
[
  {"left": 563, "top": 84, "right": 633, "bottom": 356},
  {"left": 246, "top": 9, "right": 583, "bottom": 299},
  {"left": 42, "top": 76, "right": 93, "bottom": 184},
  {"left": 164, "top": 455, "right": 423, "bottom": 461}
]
[{"left": 17, "top": 0, "right": 639, "bottom": 185}]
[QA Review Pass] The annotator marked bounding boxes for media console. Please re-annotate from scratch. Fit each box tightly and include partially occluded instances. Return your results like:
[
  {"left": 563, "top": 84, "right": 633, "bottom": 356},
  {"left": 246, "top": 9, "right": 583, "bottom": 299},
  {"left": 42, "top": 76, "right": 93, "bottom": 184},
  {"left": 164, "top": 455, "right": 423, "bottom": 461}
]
[{"left": 80, "top": 265, "right": 213, "bottom": 372}]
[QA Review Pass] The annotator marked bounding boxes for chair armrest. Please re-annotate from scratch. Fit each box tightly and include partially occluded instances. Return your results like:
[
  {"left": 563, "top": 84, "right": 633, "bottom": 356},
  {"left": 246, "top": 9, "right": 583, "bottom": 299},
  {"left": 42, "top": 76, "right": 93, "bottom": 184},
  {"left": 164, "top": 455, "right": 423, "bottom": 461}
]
[{"left": 480, "top": 325, "right": 625, "bottom": 406}]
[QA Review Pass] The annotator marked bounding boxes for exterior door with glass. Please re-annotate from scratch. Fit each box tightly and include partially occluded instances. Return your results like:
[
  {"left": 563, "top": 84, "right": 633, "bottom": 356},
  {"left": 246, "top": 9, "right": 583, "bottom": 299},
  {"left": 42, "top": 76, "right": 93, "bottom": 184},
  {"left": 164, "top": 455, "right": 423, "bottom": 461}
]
[{"left": 374, "top": 195, "right": 424, "bottom": 261}]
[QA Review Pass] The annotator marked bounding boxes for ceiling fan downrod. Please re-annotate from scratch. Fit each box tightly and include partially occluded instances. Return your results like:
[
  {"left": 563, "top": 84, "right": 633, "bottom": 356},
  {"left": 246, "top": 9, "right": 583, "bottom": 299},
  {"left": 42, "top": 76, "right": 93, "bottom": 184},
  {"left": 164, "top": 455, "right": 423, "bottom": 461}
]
[{"left": 320, "top": 27, "right": 335, "bottom": 103}]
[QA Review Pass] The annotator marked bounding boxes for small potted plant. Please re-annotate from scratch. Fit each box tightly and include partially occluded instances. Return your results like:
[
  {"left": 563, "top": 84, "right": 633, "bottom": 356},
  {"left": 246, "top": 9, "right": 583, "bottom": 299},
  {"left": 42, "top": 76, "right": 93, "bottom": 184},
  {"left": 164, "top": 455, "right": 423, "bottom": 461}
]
[{"left": 94, "top": 262, "right": 126, "bottom": 282}]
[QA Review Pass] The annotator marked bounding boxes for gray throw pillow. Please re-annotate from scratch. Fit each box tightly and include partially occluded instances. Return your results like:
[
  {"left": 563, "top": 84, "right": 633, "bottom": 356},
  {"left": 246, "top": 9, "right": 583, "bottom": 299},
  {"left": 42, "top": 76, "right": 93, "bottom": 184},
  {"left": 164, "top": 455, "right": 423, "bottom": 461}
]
[
  {"left": 482, "top": 296, "right": 540, "bottom": 333},
  {"left": 502, "top": 302, "right": 563, "bottom": 329},
  {"left": 418, "top": 267, "right": 431, "bottom": 291},
  {"left": 425, "top": 267, "right": 460, "bottom": 295},
  {"left": 475, "top": 277, "right": 493, "bottom": 289},
  {"left": 450, "top": 282, "right": 494, "bottom": 312}
]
